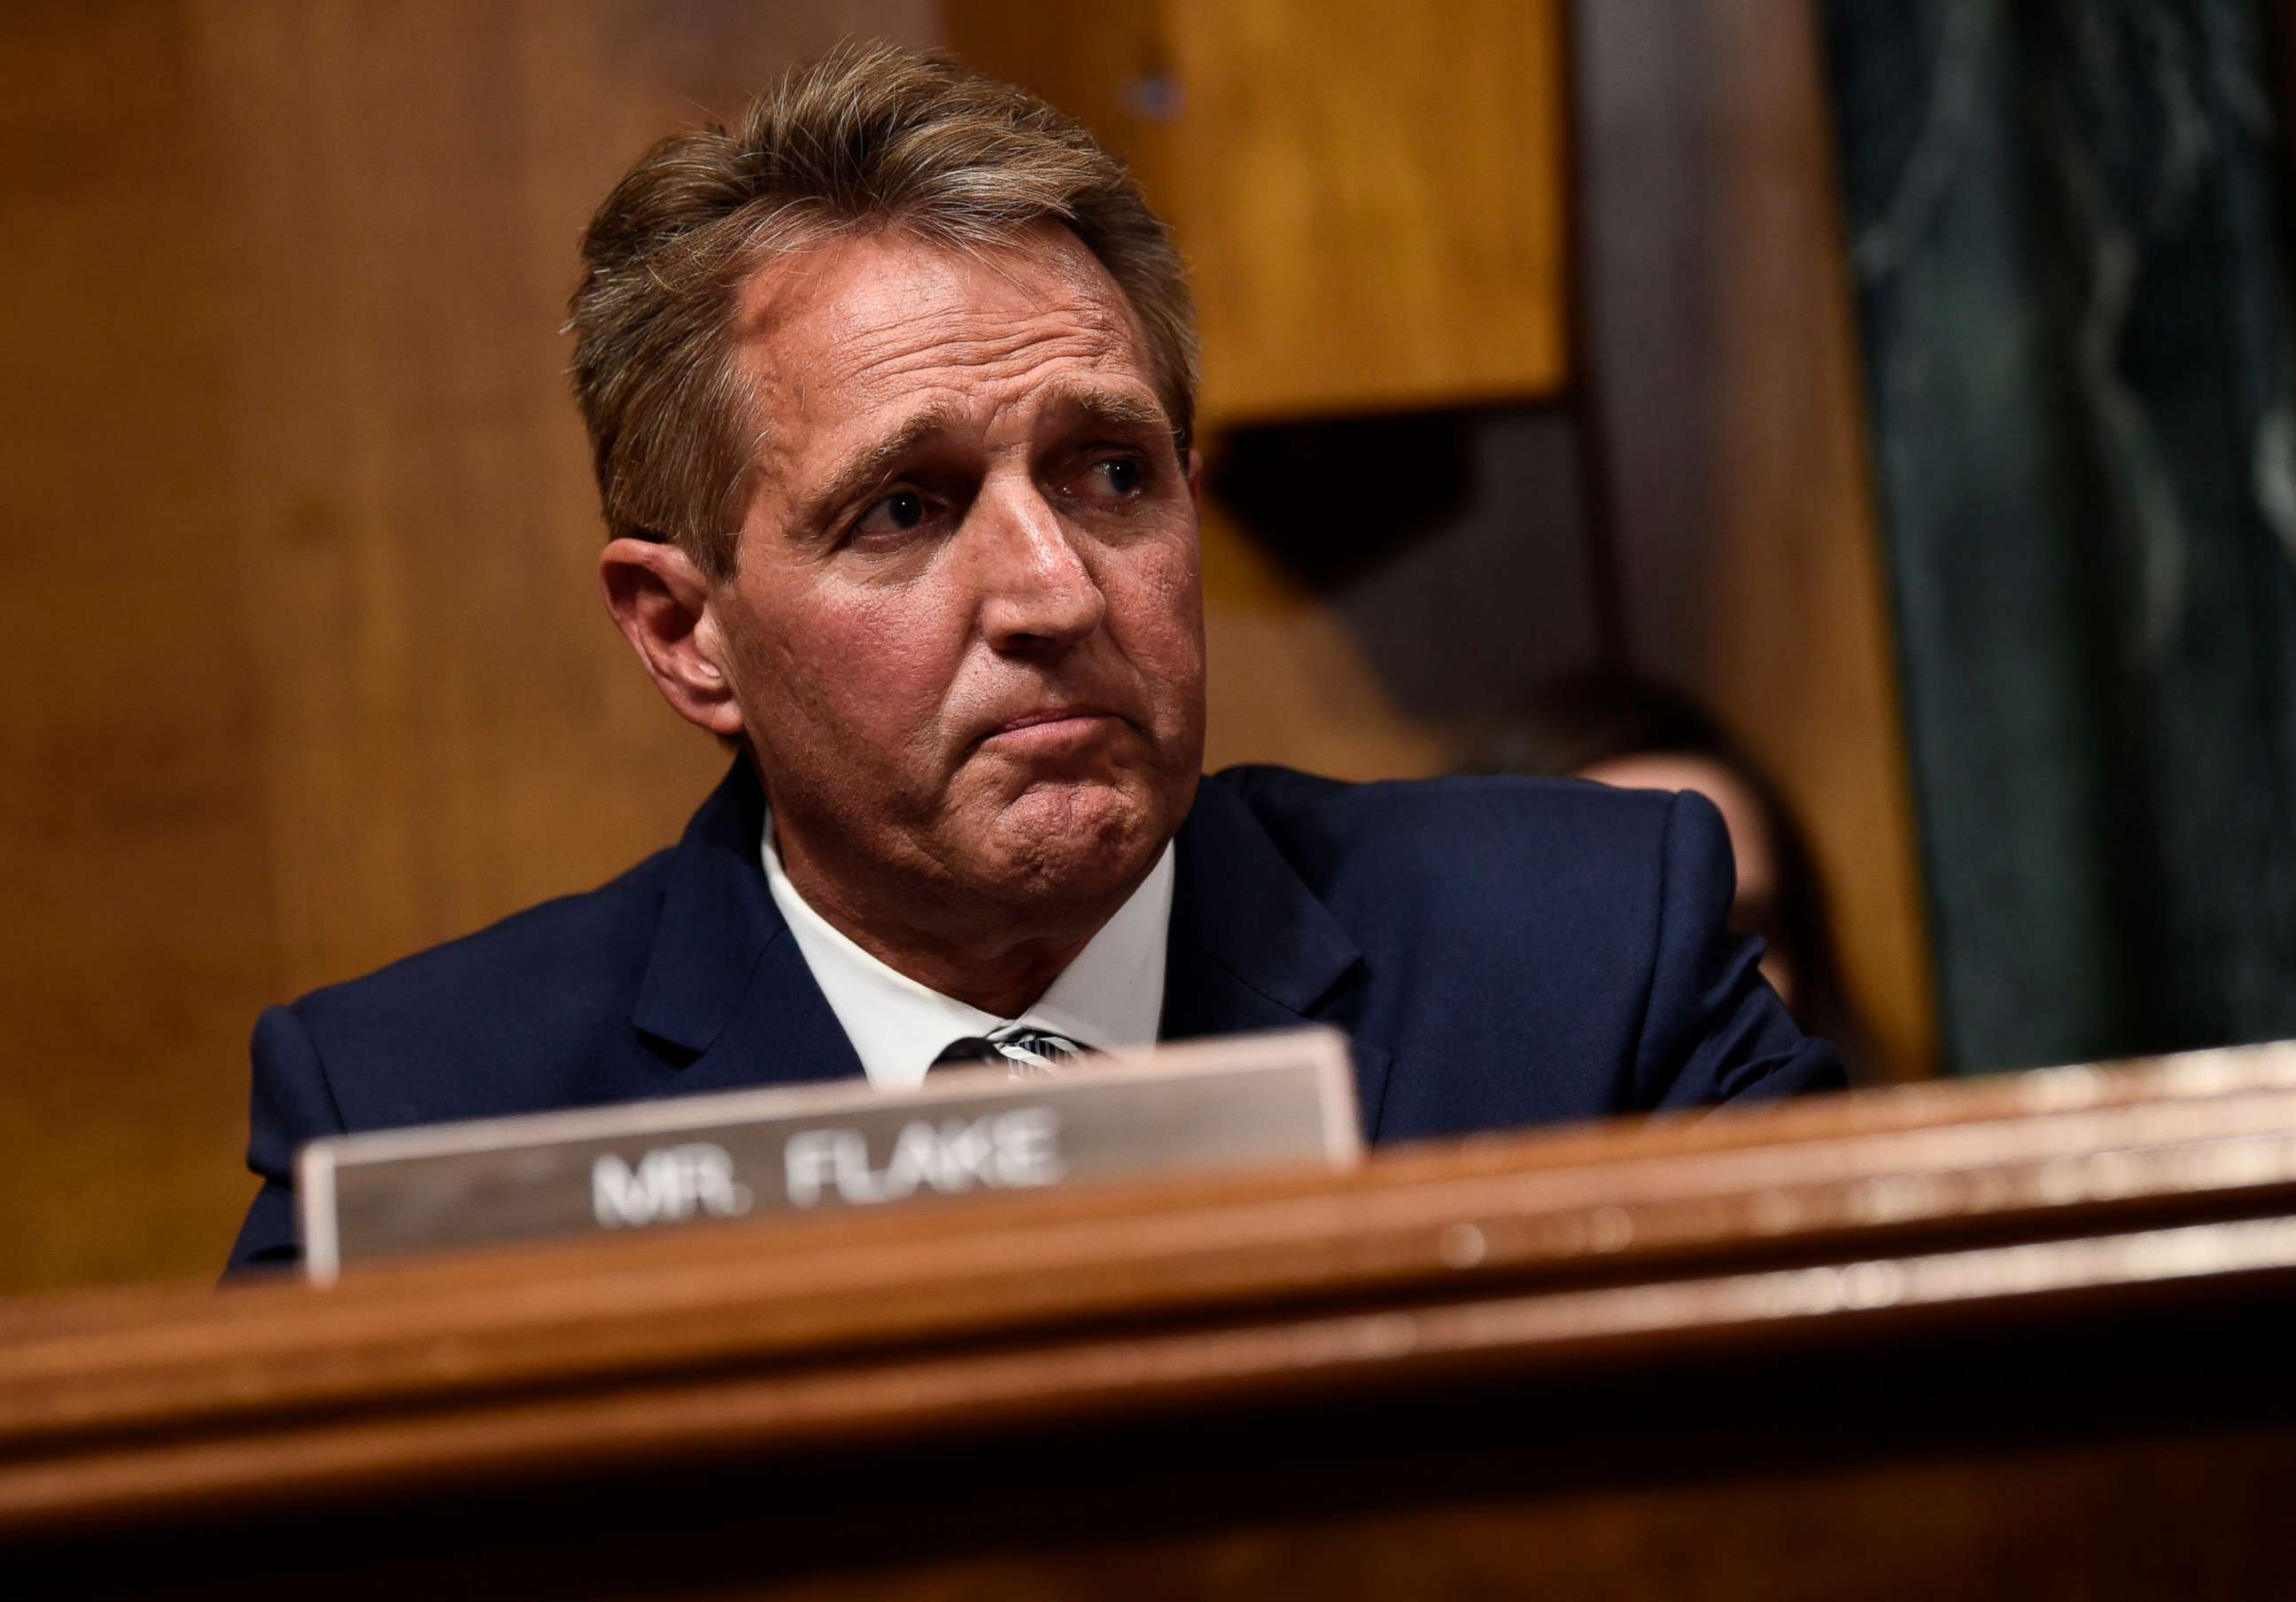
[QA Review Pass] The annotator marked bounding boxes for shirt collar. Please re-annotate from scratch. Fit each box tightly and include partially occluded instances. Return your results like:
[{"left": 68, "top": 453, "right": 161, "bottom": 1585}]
[{"left": 760, "top": 813, "right": 1174, "bottom": 1090}]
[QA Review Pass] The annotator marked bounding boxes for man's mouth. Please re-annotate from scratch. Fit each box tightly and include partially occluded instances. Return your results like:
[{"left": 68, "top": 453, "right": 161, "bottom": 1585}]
[{"left": 976, "top": 704, "right": 1125, "bottom": 751}]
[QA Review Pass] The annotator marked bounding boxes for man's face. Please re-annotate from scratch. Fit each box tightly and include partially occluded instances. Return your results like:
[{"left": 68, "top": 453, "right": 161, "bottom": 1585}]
[{"left": 706, "top": 223, "right": 1206, "bottom": 939}]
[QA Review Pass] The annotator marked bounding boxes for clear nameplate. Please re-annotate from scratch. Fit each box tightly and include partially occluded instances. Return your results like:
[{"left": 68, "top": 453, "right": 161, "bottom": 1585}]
[{"left": 295, "top": 1027, "right": 1361, "bottom": 1283}]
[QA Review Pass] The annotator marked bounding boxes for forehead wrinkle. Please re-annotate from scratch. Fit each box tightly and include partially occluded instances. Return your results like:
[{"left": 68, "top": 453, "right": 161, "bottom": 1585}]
[
  {"left": 831, "top": 313, "right": 1129, "bottom": 397},
  {"left": 834, "top": 250, "right": 1131, "bottom": 338}
]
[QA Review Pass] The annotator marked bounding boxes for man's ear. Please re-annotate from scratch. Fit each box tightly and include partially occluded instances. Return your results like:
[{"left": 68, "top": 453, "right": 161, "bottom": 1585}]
[
  {"left": 1186, "top": 447, "right": 1203, "bottom": 512},
  {"left": 599, "top": 538, "right": 746, "bottom": 738}
]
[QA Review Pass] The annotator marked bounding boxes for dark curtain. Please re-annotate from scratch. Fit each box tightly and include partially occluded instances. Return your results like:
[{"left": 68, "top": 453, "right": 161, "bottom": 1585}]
[{"left": 1821, "top": 0, "right": 2296, "bottom": 1071}]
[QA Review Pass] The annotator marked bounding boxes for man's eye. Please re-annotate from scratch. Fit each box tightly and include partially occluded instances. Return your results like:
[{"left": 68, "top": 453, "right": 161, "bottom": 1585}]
[
  {"left": 853, "top": 488, "right": 933, "bottom": 541},
  {"left": 1077, "top": 456, "right": 1146, "bottom": 499}
]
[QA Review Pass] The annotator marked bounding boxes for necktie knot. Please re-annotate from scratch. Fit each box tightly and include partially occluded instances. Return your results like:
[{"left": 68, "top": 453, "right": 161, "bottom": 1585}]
[{"left": 930, "top": 1024, "right": 1089, "bottom": 1077}]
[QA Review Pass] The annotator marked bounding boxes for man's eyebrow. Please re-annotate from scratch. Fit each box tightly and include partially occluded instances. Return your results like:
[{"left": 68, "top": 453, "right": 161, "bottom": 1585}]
[
  {"left": 792, "top": 401, "right": 964, "bottom": 534},
  {"left": 1039, "top": 385, "right": 1170, "bottom": 438}
]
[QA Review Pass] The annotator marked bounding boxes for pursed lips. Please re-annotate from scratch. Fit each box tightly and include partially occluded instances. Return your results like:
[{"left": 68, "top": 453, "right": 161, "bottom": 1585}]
[{"left": 972, "top": 704, "right": 1126, "bottom": 750}]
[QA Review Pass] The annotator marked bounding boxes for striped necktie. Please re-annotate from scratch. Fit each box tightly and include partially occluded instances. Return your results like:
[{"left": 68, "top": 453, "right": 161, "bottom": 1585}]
[{"left": 930, "top": 1024, "right": 1089, "bottom": 1077}]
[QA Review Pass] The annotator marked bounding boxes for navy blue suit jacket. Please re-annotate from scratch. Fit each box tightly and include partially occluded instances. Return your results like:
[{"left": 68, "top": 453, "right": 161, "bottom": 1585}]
[{"left": 228, "top": 761, "right": 1842, "bottom": 1271}]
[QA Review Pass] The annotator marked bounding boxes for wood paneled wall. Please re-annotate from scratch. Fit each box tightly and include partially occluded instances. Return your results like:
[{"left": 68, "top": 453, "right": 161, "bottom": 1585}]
[
  {"left": 0, "top": 0, "right": 937, "bottom": 1295},
  {"left": 1578, "top": 0, "right": 1935, "bottom": 1081},
  {"left": 945, "top": 0, "right": 1571, "bottom": 423}
]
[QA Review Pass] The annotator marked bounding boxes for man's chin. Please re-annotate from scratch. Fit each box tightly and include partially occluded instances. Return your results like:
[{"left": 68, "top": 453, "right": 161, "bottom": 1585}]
[{"left": 972, "top": 777, "right": 1170, "bottom": 901}]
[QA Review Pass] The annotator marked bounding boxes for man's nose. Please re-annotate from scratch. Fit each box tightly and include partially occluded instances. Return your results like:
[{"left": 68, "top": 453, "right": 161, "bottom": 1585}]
[{"left": 971, "top": 485, "right": 1106, "bottom": 653}]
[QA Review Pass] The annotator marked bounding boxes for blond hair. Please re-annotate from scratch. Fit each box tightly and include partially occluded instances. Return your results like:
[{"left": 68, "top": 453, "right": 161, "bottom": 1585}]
[{"left": 568, "top": 41, "right": 1198, "bottom": 580}]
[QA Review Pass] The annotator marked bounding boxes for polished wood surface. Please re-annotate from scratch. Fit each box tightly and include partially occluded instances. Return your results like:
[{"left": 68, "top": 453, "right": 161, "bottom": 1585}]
[
  {"left": 946, "top": 0, "right": 1572, "bottom": 423},
  {"left": 1167, "top": 0, "right": 1571, "bottom": 420},
  {"left": 6, "top": 1045, "right": 2294, "bottom": 1594},
  {"left": 1699, "top": 1, "right": 1935, "bottom": 1084}
]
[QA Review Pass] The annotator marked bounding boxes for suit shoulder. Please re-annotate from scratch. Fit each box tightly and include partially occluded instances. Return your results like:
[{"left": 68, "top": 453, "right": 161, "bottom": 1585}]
[
  {"left": 288, "top": 850, "right": 673, "bottom": 1045},
  {"left": 1205, "top": 764, "right": 1677, "bottom": 891}
]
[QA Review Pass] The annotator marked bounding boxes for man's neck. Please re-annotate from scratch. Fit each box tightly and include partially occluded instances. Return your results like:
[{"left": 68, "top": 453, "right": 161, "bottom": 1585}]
[{"left": 769, "top": 828, "right": 1132, "bottom": 1018}]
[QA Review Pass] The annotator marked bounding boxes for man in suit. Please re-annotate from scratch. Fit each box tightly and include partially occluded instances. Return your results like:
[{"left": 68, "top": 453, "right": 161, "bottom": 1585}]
[{"left": 229, "top": 44, "right": 1840, "bottom": 1272}]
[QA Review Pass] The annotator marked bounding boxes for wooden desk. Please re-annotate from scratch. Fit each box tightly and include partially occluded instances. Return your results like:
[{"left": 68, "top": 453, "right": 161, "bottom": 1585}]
[{"left": 6, "top": 1045, "right": 2296, "bottom": 1596}]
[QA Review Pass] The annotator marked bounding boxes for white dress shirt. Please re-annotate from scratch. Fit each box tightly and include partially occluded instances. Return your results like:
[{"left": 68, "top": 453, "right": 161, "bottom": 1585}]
[{"left": 761, "top": 813, "right": 1174, "bottom": 1090}]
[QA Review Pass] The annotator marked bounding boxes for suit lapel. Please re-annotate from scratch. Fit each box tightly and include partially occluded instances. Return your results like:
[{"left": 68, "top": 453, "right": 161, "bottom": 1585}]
[
  {"left": 629, "top": 764, "right": 1391, "bottom": 1128},
  {"left": 1164, "top": 779, "right": 1392, "bottom": 1136},
  {"left": 630, "top": 759, "right": 864, "bottom": 1093}
]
